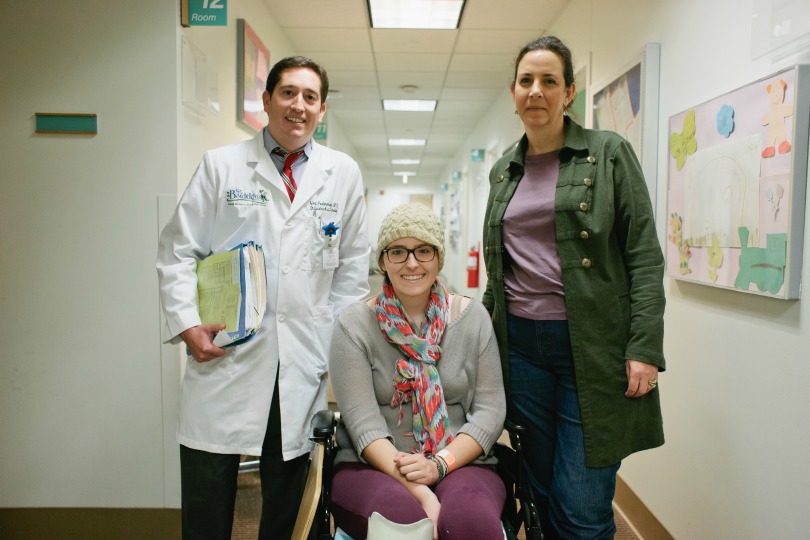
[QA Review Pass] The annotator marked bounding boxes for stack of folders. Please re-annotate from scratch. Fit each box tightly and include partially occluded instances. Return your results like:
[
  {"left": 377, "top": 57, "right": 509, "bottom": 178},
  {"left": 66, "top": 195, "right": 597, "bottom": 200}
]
[{"left": 196, "top": 242, "right": 267, "bottom": 348}]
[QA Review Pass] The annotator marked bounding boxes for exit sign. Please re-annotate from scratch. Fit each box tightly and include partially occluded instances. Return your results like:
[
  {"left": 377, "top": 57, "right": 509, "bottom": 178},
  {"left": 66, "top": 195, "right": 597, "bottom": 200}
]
[
  {"left": 181, "top": 0, "right": 227, "bottom": 27},
  {"left": 313, "top": 122, "right": 328, "bottom": 141}
]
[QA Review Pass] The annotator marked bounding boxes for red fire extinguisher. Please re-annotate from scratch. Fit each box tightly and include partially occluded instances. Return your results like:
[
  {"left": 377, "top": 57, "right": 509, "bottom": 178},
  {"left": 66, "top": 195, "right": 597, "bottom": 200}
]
[{"left": 467, "top": 244, "right": 480, "bottom": 288}]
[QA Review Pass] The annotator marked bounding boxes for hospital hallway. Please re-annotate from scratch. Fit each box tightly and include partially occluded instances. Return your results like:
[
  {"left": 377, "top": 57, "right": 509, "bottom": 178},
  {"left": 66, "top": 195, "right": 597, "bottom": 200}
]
[{"left": 4, "top": 1, "right": 810, "bottom": 539}]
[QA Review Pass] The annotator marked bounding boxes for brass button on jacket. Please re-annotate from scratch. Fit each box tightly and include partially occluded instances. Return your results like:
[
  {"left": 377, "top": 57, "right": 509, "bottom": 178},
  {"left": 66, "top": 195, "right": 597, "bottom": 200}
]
[
  {"left": 582, "top": 258, "right": 592, "bottom": 268},
  {"left": 580, "top": 230, "right": 589, "bottom": 239},
  {"left": 579, "top": 202, "right": 589, "bottom": 212},
  {"left": 584, "top": 178, "right": 593, "bottom": 187}
]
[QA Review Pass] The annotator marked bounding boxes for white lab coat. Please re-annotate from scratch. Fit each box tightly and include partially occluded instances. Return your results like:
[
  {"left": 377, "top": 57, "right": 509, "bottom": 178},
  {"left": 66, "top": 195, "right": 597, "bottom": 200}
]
[{"left": 157, "top": 131, "right": 369, "bottom": 460}]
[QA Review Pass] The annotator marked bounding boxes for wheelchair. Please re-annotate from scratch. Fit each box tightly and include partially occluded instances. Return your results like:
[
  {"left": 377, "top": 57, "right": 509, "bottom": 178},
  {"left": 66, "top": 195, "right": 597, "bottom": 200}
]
[{"left": 304, "top": 409, "right": 543, "bottom": 540}]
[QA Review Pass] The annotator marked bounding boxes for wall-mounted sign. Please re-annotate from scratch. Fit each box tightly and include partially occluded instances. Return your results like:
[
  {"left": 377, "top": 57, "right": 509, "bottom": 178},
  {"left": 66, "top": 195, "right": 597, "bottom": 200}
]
[
  {"left": 471, "top": 148, "right": 484, "bottom": 162},
  {"left": 452, "top": 170, "right": 461, "bottom": 181},
  {"left": 35, "top": 113, "right": 97, "bottom": 134},
  {"left": 314, "top": 122, "right": 328, "bottom": 141},
  {"left": 181, "top": 0, "right": 228, "bottom": 27}
]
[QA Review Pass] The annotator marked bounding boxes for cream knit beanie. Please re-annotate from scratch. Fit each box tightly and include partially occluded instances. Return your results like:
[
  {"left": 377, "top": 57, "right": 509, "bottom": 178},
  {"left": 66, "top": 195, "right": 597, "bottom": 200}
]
[{"left": 376, "top": 203, "right": 445, "bottom": 271}]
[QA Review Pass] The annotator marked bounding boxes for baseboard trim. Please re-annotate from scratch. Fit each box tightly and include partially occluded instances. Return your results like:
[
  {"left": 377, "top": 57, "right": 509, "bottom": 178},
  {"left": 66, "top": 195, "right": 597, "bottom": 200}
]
[
  {"left": 0, "top": 507, "right": 181, "bottom": 540},
  {"left": 614, "top": 475, "right": 674, "bottom": 540}
]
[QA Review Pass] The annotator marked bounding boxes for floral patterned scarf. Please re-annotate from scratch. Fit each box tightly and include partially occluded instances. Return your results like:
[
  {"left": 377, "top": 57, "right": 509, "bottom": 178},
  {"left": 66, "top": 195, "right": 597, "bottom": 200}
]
[{"left": 375, "top": 279, "right": 454, "bottom": 456}]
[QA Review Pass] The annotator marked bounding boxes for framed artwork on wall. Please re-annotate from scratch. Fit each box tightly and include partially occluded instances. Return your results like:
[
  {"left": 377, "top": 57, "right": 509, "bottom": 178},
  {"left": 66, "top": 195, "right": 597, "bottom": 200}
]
[
  {"left": 236, "top": 19, "right": 270, "bottom": 132},
  {"left": 591, "top": 43, "right": 661, "bottom": 212},
  {"left": 665, "top": 65, "right": 809, "bottom": 299}
]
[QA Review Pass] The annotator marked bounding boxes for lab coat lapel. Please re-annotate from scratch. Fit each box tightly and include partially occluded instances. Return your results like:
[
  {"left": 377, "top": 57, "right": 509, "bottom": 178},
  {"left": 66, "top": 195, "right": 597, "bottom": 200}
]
[{"left": 246, "top": 131, "right": 287, "bottom": 196}]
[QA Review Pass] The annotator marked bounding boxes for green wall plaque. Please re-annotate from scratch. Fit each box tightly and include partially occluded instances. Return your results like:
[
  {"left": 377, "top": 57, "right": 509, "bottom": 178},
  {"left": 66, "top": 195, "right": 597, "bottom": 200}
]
[{"left": 35, "top": 113, "right": 98, "bottom": 134}]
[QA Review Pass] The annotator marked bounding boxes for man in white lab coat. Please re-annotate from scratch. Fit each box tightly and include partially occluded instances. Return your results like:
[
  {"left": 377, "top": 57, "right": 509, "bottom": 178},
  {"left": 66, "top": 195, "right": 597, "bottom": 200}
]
[{"left": 156, "top": 56, "right": 369, "bottom": 539}]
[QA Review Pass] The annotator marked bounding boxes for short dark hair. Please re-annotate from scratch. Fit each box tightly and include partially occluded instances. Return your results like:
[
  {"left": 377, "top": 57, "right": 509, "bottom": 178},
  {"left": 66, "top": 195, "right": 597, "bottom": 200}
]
[
  {"left": 513, "top": 36, "right": 576, "bottom": 111},
  {"left": 265, "top": 56, "right": 330, "bottom": 104}
]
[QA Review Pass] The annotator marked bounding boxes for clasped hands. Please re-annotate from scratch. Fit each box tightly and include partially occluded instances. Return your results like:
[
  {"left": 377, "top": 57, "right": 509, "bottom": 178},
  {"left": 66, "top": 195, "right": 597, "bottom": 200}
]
[{"left": 394, "top": 451, "right": 441, "bottom": 485}]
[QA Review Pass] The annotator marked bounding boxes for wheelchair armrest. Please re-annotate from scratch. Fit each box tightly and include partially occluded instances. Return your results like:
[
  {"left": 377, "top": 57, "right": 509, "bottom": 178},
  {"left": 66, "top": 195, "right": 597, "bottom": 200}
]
[
  {"left": 310, "top": 409, "right": 337, "bottom": 443},
  {"left": 504, "top": 418, "right": 527, "bottom": 435},
  {"left": 502, "top": 419, "right": 543, "bottom": 539},
  {"left": 504, "top": 418, "right": 528, "bottom": 455}
]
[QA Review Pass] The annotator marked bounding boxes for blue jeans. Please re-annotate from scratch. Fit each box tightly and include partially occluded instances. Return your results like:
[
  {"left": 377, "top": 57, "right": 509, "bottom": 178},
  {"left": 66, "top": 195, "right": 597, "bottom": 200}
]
[{"left": 507, "top": 314, "right": 620, "bottom": 540}]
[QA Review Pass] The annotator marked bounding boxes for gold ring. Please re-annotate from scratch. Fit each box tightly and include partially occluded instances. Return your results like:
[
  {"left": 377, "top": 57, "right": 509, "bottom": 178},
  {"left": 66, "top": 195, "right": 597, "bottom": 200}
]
[{"left": 648, "top": 379, "right": 658, "bottom": 389}]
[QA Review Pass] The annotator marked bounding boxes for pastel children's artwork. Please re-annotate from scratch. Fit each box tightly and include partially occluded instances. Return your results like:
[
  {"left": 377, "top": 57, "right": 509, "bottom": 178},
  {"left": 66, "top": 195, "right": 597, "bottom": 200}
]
[
  {"left": 669, "top": 109, "right": 697, "bottom": 171},
  {"left": 716, "top": 104, "right": 735, "bottom": 138},
  {"left": 765, "top": 184, "right": 784, "bottom": 221},
  {"left": 666, "top": 65, "right": 808, "bottom": 299},
  {"left": 707, "top": 233, "right": 723, "bottom": 283},
  {"left": 668, "top": 212, "right": 691, "bottom": 275},
  {"left": 760, "top": 79, "right": 793, "bottom": 158},
  {"left": 682, "top": 133, "right": 761, "bottom": 249},
  {"left": 734, "top": 227, "right": 786, "bottom": 294}
]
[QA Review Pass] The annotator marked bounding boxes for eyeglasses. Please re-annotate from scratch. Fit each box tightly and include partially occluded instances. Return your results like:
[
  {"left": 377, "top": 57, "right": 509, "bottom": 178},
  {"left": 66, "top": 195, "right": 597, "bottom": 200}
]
[{"left": 382, "top": 245, "right": 437, "bottom": 264}]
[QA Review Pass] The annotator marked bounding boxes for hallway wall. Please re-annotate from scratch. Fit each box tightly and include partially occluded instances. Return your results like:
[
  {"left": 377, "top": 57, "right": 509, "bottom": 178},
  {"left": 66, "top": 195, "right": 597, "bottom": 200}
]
[
  {"left": 438, "top": 0, "right": 810, "bottom": 538},
  {"left": 0, "top": 0, "right": 178, "bottom": 507}
]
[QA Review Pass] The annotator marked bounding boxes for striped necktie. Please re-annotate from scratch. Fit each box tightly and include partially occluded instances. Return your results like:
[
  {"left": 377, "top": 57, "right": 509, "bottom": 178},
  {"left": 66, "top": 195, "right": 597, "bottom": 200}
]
[{"left": 271, "top": 147, "right": 305, "bottom": 202}]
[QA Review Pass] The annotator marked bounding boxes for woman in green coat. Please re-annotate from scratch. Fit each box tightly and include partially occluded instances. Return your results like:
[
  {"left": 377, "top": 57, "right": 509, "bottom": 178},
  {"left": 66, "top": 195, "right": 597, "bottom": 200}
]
[{"left": 482, "top": 36, "right": 666, "bottom": 539}]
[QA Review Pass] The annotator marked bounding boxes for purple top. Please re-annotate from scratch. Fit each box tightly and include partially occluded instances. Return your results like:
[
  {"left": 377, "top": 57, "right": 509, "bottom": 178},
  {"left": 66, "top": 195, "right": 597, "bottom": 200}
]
[{"left": 502, "top": 151, "right": 567, "bottom": 320}]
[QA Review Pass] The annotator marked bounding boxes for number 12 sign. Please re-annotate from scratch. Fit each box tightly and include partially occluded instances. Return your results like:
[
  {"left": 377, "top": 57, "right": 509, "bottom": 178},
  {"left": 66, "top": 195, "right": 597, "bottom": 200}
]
[{"left": 181, "top": 0, "right": 227, "bottom": 27}]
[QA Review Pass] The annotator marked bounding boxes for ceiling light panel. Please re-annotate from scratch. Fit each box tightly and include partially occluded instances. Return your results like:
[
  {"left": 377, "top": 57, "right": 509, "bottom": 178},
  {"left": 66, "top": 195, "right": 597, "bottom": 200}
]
[
  {"left": 383, "top": 99, "right": 437, "bottom": 112},
  {"left": 368, "top": 0, "right": 466, "bottom": 30},
  {"left": 389, "top": 139, "right": 426, "bottom": 146},
  {"left": 391, "top": 159, "right": 421, "bottom": 165}
]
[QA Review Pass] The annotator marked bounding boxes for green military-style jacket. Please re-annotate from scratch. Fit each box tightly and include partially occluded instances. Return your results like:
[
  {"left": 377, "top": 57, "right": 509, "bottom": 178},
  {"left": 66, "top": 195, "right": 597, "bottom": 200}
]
[{"left": 482, "top": 117, "right": 666, "bottom": 467}]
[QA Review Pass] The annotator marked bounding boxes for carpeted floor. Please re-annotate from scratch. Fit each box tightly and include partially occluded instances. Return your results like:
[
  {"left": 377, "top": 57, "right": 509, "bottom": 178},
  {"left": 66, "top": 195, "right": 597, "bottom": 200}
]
[
  {"left": 232, "top": 470, "right": 262, "bottom": 539},
  {"left": 231, "top": 469, "right": 639, "bottom": 540}
]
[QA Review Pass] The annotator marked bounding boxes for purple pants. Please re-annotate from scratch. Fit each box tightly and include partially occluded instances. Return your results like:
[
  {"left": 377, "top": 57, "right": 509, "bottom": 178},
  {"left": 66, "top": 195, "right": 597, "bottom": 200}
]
[{"left": 331, "top": 462, "right": 506, "bottom": 540}]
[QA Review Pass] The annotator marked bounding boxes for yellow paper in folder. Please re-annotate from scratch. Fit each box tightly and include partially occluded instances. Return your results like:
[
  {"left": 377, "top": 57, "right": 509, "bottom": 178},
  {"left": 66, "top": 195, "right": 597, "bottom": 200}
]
[{"left": 196, "top": 250, "right": 242, "bottom": 333}]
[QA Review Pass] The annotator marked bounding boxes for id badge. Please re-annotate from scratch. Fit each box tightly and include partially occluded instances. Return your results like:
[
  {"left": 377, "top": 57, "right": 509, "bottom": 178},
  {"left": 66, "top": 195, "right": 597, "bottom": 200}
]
[{"left": 323, "top": 248, "right": 338, "bottom": 270}]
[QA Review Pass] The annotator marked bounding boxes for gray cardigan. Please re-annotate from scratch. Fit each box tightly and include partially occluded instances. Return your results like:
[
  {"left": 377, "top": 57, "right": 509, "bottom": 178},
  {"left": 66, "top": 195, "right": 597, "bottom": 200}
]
[{"left": 328, "top": 297, "right": 506, "bottom": 466}]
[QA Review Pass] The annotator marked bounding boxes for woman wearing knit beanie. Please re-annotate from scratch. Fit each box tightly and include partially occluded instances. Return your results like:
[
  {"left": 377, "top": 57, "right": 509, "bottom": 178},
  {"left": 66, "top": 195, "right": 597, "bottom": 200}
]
[{"left": 328, "top": 203, "right": 507, "bottom": 540}]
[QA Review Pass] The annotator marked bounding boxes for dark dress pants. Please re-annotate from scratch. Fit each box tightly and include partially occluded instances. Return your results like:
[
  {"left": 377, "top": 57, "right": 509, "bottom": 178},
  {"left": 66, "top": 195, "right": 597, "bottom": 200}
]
[{"left": 180, "top": 376, "right": 309, "bottom": 540}]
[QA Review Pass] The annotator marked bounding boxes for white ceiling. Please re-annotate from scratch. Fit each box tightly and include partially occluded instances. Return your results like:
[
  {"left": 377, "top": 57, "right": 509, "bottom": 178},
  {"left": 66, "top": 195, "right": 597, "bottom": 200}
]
[{"left": 262, "top": 0, "right": 570, "bottom": 188}]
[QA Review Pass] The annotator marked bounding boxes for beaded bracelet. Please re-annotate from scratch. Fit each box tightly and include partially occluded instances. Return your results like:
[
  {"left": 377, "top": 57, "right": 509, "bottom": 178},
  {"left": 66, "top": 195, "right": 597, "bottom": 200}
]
[{"left": 430, "top": 455, "right": 447, "bottom": 485}]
